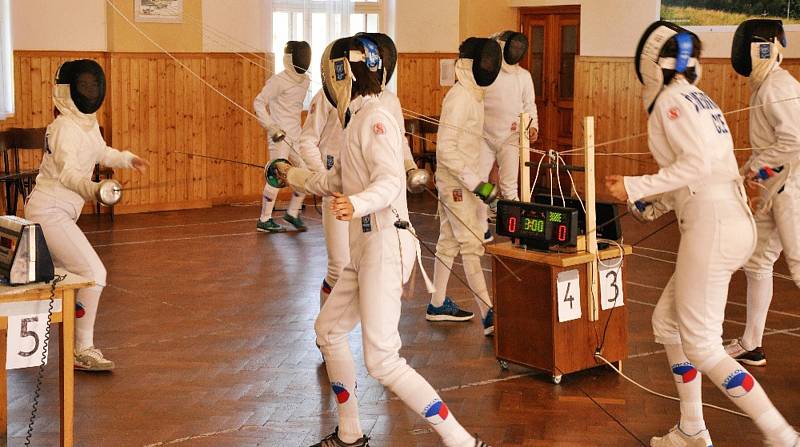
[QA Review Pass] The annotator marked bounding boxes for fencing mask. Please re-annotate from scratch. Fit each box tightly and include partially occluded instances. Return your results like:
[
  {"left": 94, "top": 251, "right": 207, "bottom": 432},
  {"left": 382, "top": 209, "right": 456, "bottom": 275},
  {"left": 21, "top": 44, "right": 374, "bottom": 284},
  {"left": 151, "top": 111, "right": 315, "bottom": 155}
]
[
  {"left": 284, "top": 41, "right": 312, "bottom": 75},
  {"left": 321, "top": 36, "right": 383, "bottom": 127},
  {"left": 732, "top": 19, "right": 786, "bottom": 87},
  {"left": 54, "top": 59, "right": 106, "bottom": 115},
  {"left": 493, "top": 30, "right": 529, "bottom": 66},
  {"left": 635, "top": 21, "right": 701, "bottom": 114},
  {"left": 458, "top": 37, "right": 502, "bottom": 87},
  {"left": 355, "top": 32, "right": 398, "bottom": 85}
]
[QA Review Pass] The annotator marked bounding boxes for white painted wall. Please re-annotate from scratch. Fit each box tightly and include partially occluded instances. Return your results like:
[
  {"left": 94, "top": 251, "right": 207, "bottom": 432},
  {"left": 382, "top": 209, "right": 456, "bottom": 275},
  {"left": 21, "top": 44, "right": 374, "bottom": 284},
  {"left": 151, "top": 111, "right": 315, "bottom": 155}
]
[
  {"left": 202, "top": 0, "right": 269, "bottom": 52},
  {"left": 395, "top": 0, "right": 459, "bottom": 52},
  {"left": 510, "top": 0, "right": 659, "bottom": 57},
  {"left": 11, "top": 0, "right": 107, "bottom": 51}
]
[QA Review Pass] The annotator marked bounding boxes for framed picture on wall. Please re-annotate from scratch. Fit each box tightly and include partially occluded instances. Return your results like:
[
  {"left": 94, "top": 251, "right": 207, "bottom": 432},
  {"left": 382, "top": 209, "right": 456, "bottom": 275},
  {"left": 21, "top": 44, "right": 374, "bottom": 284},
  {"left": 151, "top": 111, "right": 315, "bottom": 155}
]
[
  {"left": 135, "top": 0, "right": 183, "bottom": 23},
  {"left": 661, "top": 0, "right": 800, "bottom": 27}
]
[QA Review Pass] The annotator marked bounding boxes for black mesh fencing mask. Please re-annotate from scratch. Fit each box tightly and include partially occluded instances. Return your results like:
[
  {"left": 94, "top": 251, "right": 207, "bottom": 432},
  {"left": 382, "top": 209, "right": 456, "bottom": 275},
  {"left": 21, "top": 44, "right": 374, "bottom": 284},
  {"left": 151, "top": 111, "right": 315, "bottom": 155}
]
[
  {"left": 285, "top": 41, "right": 312, "bottom": 74},
  {"left": 55, "top": 59, "right": 106, "bottom": 114},
  {"left": 355, "top": 32, "right": 397, "bottom": 85},
  {"left": 458, "top": 37, "right": 502, "bottom": 87},
  {"left": 496, "top": 30, "right": 529, "bottom": 65},
  {"left": 732, "top": 19, "right": 786, "bottom": 77}
]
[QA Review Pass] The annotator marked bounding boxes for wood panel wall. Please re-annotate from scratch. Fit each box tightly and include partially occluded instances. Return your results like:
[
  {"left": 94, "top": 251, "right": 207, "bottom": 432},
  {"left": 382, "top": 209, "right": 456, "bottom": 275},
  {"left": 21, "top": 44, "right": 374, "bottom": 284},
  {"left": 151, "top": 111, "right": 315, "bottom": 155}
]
[
  {"left": 397, "top": 53, "right": 458, "bottom": 117},
  {"left": 1, "top": 50, "right": 273, "bottom": 214},
  {"left": 571, "top": 56, "right": 800, "bottom": 196}
]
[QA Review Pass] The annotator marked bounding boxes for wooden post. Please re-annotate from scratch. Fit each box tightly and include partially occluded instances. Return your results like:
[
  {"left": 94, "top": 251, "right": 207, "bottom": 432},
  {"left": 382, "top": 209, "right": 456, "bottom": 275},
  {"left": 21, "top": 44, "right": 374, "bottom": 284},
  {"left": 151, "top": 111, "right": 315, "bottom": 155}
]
[
  {"left": 519, "top": 112, "right": 531, "bottom": 202},
  {"left": 59, "top": 289, "right": 75, "bottom": 447},
  {"left": 584, "top": 116, "right": 600, "bottom": 322}
]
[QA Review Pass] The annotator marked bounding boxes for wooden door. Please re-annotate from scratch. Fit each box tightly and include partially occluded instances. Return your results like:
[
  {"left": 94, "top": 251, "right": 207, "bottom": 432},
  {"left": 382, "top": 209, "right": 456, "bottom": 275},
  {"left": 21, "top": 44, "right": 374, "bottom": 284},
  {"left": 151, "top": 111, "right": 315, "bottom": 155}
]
[{"left": 520, "top": 7, "right": 580, "bottom": 156}]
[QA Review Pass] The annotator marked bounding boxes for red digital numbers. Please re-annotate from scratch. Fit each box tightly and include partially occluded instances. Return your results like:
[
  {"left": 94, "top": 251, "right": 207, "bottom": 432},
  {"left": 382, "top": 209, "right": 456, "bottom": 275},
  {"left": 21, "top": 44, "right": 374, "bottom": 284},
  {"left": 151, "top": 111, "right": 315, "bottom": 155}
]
[
  {"left": 508, "top": 217, "right": 517, "bottom": 233},
  {"left": 557, "top": 224, "right": 567, "bottom": 241}
]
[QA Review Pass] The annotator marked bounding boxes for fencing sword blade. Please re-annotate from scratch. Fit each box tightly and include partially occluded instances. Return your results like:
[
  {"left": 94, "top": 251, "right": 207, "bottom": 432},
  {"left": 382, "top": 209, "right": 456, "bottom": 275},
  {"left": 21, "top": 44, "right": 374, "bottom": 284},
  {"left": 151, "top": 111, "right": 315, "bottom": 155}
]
[{"left": 174, "top": 151, "right": 264, "bottom": 169}]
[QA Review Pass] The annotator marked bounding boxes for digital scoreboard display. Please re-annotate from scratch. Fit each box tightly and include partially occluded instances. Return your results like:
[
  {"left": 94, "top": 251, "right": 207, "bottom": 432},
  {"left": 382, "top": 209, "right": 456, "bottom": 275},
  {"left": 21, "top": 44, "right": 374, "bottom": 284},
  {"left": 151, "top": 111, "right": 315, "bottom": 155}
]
[{"left": 496, "top": 200, "right": 578, "bottom": 248}]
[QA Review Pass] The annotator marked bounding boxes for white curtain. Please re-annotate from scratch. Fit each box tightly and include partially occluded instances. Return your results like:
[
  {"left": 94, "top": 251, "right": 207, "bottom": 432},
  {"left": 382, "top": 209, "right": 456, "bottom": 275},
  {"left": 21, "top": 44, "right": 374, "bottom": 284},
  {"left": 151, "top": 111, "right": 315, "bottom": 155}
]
[
  {"left": 271, "top": 0, "right": 354, "bottom": 77},
  {"left": 0, "top": 0, "right": 14, "bottom": 121}
]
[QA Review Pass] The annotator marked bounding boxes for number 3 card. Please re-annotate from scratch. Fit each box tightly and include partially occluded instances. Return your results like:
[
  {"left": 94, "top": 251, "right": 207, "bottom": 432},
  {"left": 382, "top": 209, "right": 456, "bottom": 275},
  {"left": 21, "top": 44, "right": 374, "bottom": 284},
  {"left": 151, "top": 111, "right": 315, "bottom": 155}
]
[{"left": 599, "top": 260, "right": 624, "bottom": 311}]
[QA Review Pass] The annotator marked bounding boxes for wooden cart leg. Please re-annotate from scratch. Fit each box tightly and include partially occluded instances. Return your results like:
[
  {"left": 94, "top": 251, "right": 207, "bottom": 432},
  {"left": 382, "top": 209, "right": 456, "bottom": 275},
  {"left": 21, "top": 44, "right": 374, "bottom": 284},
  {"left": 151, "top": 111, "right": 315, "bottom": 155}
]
[
  {"left": 1, "top": 323, "right": 7, "bottom": 447},
  {"left": 59, "top": 290, "right": 75, "bottom": 447}
]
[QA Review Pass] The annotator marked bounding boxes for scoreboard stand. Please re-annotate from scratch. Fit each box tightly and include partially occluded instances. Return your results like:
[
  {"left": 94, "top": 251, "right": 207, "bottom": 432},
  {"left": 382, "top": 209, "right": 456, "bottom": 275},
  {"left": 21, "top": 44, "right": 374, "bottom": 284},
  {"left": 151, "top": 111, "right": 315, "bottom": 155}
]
[
  {"left": 487, "top": 242, "right": 631, "bottom": 384},
  {"left": 488, "top": 115, "right": 631, "bottom": 384}
]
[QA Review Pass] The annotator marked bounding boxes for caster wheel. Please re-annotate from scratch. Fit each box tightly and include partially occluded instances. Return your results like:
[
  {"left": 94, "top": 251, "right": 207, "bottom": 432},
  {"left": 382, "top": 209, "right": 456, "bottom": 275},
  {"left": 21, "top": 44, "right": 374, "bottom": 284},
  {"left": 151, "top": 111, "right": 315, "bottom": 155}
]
[
  {"left": 552, "top": 375, "right": 562, "bottom": 385},
  {"left": 498, "top": 360, "right": 509, "bottom": 370}
]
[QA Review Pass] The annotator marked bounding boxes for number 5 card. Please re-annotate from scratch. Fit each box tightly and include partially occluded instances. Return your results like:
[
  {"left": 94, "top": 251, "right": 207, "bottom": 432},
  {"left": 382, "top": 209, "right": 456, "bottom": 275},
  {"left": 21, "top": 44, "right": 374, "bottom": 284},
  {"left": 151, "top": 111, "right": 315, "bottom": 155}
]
[{"left": 6, "top": 313, "right": 50, "bottom": 370}]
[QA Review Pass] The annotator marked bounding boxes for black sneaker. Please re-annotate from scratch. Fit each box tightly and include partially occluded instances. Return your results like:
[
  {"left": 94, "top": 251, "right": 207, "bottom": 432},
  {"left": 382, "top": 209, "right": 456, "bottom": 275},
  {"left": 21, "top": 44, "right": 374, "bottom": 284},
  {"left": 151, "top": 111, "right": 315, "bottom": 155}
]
[
  {"left": 310, "top": 428, "right": 369, "bottom": 447},
  {"left": 426, "top": 297, "right": 475, "bottom": 322},
  {"left": 475, "top": 437, "right": 492, "bottom": 447},
  {"left": 483, "top": 230, "right": 494, "bottom": 243},
  {"left": 725, "top": 339, "right": 767, "bottom": 367}
]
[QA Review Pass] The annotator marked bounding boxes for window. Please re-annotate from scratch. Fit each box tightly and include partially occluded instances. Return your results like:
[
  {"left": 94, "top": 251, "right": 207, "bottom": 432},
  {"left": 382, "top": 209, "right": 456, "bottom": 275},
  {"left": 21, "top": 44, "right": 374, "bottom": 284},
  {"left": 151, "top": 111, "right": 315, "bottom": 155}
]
[
  {"left": 272, "top": 0, "right": 383, "bottom": 77},
  {"left": 0, "top": 0, "right": 14, "bottom": 120}
]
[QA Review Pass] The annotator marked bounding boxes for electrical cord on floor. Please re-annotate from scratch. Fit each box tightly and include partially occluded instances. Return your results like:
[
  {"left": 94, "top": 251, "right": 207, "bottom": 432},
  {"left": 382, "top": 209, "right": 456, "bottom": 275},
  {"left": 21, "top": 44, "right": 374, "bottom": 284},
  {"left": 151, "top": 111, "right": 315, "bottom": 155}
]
[
  {"left": 594, "top": 354, "right": 748, "bottom": 418},
  {"left": 25, "top": 273, "right": 67, "bottom": 447}
]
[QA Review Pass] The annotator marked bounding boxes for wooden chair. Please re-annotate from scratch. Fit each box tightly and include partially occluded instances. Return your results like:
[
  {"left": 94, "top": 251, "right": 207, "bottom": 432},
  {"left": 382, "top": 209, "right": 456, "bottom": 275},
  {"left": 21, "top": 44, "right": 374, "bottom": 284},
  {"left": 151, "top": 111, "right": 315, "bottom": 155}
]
[
  {"left": 0, "top": 130, "right": 12, "bottom": 214},
  {"left": 93, "top": 126, "right": 115, "bottom": 219},
  {"left": 1, "top": 128, "right": 46, "bottom": 215}
]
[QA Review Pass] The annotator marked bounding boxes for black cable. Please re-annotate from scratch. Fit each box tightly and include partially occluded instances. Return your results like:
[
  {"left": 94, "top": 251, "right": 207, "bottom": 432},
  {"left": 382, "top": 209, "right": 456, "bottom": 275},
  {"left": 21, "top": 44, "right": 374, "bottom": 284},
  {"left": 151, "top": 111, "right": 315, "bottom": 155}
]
[
  {"left": 595, "top": 217, "right": 678, "bottom": 354},
  {"left": 25, "top": 274, "right": 66, "bottom": 447}
]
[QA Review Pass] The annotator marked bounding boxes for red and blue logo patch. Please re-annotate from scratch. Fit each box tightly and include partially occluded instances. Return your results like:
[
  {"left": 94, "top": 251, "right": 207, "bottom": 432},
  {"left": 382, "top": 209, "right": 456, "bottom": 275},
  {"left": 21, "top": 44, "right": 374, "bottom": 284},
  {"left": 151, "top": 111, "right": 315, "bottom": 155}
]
[
  {"left": 332, "top": 382, "right": 350, "bottom": 404},
  {"left": 75, "top": 302, "right": 86, "bottom": 319},
  {"left": 723, "top": 370, "right": 755, "bottom": 398},
  {"left": 423, "top": 399, "right": 449, "bottom": 425},
  {"left": 671, "top": 362, "right": 698, "bottom": 384}
]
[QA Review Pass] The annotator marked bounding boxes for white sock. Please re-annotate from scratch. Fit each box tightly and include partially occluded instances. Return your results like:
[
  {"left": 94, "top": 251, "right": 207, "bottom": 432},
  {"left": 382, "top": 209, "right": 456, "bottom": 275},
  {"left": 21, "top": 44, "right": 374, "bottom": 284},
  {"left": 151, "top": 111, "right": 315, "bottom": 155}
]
[
  {"left": 463, "top": 255, "right": 491, "bottom": 318},
  {"left": 664, "top": 344, "right": 706, "bottom": 435},
  {"left": 75, "top": 285, "right": 103, "bottom": 351},
  {"left": 742, "top": 272, "right": 773, "bottom": 351},
  {"left": 260, "top": 183, "right": 279, "bottom": 222},
  {"left": 705, "top": 356, "right": 797, "bottom": 446},
  {"left": 383, "top": 367, "right": 474, "bottom": 447},
  {"left": 319, "top": 341, "right": 363, "bottom": 443},
  {"left": 286, "top": 191, "right": 305, "bottom": 218},
  {"left": 431, "top": 256, "right": 454, "bottom": 307}
]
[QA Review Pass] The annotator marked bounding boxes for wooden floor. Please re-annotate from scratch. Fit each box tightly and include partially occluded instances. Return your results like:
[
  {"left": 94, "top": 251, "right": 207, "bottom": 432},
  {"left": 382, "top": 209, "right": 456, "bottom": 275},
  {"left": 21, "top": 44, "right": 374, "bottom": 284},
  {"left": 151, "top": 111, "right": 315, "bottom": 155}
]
[{"left": 7, "top": 195, "right": 799, "bottom": 446}]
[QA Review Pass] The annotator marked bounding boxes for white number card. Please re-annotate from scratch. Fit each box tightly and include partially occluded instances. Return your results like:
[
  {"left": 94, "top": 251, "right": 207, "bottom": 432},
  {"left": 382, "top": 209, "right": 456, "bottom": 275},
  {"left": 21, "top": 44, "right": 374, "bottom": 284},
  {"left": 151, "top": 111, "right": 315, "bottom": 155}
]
[
  {"left": 599, "top": 260, "right": 624, "bottom": 311},
  {"left": 557, "top": 269, "right": 581, "bottom": 322},
  {"left": 6, "top": 313, "right": 50, "bottom": 370}
]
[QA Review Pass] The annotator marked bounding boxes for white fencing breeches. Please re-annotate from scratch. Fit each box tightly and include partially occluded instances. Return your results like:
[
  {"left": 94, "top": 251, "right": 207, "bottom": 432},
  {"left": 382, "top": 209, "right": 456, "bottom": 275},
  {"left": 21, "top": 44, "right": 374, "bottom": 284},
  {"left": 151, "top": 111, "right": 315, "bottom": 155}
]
[
  {"left": 25, "top": 191, "right": 107, "bottom": 351},
  {"left": 651, "top": 185, "right": 756, "bottom": 371},
  {"left": 741, "top": 172, "right": 800, "bottom": 349},
  {"left": 477, "top": 137, "right": 520, "bottom": 232},
  {"left": 315, "top": 230, "right": 474, "bottom": 446},
  {"left": 320, "top": 195, "right": 350, "bottom": 304},
  {"left": 432, "top": 186, "right": 491, "bottom": 316}
]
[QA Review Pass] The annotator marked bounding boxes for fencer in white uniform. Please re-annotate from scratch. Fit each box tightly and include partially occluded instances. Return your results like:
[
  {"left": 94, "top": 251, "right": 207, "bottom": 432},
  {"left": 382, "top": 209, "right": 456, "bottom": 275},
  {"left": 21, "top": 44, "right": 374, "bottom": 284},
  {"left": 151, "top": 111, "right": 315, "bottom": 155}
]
[
  {"left": 725, "top": 19, "right": 800, "bottom": 367},
  {"left": 478, "top": 31, "right": 538, "bottom": 239},
  {"left": 25, "top": 59, "right": 148, "bottom": 372},
  {"left": 298, "top": 33, "right": 427, "bottom": 305},
  {"left": 426, "top": 38, "right": 502, "bottom": 334},
  {"left": 606, "top": 22, "right": 799, "bottom": 447},
  {"left": 278, "top": 36, "right": 490, "bottom": 447},
  {"left": 253, "top": 41, "right": 311, "bottom": 233}
]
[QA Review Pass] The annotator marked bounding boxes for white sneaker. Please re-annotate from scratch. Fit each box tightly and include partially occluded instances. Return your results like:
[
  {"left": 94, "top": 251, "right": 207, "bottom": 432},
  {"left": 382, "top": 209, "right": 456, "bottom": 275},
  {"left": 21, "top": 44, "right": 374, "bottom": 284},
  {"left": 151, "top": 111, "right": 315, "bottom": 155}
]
[
  {"left": 74, "top": 346, "right": 115, "bottom": 371},
  {"left": 725, "top": 339, "right": 747, "bottom": 357},
  {"left": 650, "top": 425, "right": 712, "bottom": 447}
]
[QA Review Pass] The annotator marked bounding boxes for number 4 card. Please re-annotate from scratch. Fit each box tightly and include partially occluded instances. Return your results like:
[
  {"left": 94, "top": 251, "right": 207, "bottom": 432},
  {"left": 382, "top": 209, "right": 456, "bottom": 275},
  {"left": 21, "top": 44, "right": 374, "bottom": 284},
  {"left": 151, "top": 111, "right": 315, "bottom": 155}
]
[
  {"left": 599, "top": 260, "right": 624, "bottom": 311},
  {"left": 6, "top": 313, "right": 50, "bottom": 370},
  {"left": 556, "top": 269, "right": 581, "bottom": 322}
]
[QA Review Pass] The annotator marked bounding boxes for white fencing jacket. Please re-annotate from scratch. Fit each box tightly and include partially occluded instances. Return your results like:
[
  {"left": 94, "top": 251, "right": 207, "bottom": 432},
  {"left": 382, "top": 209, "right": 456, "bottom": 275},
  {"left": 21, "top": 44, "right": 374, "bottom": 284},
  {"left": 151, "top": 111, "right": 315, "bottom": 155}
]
[
  {"left": 746, "top": 67, "right": 800, "bottom": 172},
  {"left": 624, "top": 79, "right": 740, "bottom": 202},
  {"left": 483, "top": 64, "right": 538, "bottom": 147},
  {"left": 253, "top": 70, "right": 310, "bottom": 145}
]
